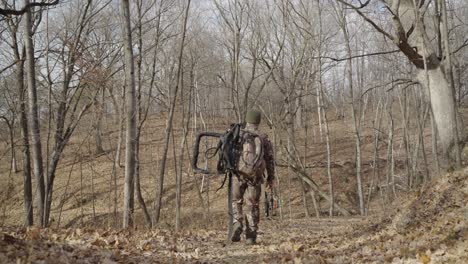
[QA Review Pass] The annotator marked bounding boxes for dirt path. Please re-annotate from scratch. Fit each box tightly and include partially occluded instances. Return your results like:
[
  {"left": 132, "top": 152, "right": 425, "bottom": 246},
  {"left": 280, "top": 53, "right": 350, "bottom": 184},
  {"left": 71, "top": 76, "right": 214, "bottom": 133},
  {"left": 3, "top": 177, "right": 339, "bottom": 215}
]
[
  {"left": 165, "top": 217, "right": 365, "bottom": 263},
  {"left": 1, "top": 209, "right": 467, "bottom": 263},
  {"left": 0, "top": 217, "right": 365, "bottom": 263},
  {"left": 3, "top": 166, "right": 468, "bottom": 264}
]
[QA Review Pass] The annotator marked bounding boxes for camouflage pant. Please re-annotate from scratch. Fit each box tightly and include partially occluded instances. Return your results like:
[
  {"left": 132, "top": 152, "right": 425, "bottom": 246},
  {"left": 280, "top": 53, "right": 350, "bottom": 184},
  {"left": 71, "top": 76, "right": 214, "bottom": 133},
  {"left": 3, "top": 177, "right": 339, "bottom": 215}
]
[{"left": 232, "top": 175, "right": 261, "bottom": 233}]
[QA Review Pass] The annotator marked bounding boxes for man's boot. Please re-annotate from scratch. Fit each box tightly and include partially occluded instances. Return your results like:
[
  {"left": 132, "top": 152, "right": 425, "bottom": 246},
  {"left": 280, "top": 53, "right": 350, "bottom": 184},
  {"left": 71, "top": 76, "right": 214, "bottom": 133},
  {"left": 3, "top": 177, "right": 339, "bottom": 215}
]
[
  {"left": 231, "top": 222, "right": 243, "bottom": 242},
  {"left": 245, "top": 228, "right": 257, "bottom": 245}
]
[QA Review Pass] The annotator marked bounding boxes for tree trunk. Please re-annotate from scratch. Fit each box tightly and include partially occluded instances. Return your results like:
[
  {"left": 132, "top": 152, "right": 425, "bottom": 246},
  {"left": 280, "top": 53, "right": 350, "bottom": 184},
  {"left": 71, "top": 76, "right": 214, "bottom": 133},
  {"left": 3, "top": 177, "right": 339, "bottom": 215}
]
[
  {"left": 154, "top": 0, "right": 191, "bottom": 225},
  {"left": 386, "top": 107, "right": 396, "bottom": 197},
  {"left": 24, "top": 0, "right": 45, "bottom": 227},
  {"left": 132, "top": 0, "right": 153, "bottom": 229},
  {"left": 367, "top": 98, "right": 383, "bottom": 215},
  {"left": 317, "top": 0, "right": 333, "bottom": 216},
  {"left": 9, "top": 18, "right": 33, "bottom": 226},
  {"left": 439, "top": 0, "right": 462, "bottom": 167},
  {"left": 121, "top": 0, "right": 137, "bottom": 228},
  {"left": 94, "top": 87, "right": 105, "bottom": 155},
  {"left": 5, "top": 118, "right": 18, "bottom": 173},
  {"left": 338, "top": 0, "right": 463, "bottom": 166},
  {"left": 430, "top": 108, "right": 440, "bottom": 176},
  {"left": 115, "top": 86, "right": 125, "bottom": 168},
  {"left": 415, "top": 68, "right": 458, "bottom": 159},
  {"left": 395, "top": 0, "right": 462, "bottom": 162},
  {"left": 134, "top": 133, "right": 152, "bottom": 227},
  {"left": 292, "top": 166, "right": 350, "bottom": 217},
  {"left": 18, "top": 57, "right": 33, "bottom": 226},
  {"left": 338, "top": 6, "right": 365, "bottom": 215}
]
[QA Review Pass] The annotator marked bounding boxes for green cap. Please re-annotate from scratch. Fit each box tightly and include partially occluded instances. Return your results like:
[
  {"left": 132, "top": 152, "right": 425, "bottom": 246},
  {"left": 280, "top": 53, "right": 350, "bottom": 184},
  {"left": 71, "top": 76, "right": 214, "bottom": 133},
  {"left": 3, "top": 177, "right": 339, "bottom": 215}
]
[{"left": 245, "top": 110, "right": 261, "bottom": 124}]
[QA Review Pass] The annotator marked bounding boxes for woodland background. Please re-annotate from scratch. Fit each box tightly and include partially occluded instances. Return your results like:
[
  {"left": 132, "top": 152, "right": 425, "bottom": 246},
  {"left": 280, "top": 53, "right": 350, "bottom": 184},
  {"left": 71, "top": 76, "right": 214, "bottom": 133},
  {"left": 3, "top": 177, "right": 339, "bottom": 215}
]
[{"left": 0, "top": 0, "right": 467, "bottom": 262}]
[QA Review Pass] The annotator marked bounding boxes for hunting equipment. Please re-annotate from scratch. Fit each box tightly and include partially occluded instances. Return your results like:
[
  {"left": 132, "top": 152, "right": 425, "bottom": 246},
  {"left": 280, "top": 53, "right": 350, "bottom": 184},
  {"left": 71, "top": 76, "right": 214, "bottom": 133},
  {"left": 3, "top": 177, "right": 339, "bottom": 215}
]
[
  {"left": 264, "top": 188, "right": 279, "bottom": 217},
  {"left": 191, "top": 131, "right": 223, "bottom": 174},
  {"left": 264, "top": 192, "right": 271, "bottom": 217},
  {"left": 192, "top": 122, "right": 266, "bottom": 241},
  {"left": 192, "top": 123, "right": 244, "bottom": 241}
]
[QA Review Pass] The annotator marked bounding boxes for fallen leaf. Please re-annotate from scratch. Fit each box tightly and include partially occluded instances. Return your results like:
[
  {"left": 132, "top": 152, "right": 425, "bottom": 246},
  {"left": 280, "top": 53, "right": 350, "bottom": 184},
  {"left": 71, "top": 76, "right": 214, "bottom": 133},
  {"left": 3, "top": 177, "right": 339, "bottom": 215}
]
[{"left": 418, "top": 253, "right": 431, "bottom": 264}]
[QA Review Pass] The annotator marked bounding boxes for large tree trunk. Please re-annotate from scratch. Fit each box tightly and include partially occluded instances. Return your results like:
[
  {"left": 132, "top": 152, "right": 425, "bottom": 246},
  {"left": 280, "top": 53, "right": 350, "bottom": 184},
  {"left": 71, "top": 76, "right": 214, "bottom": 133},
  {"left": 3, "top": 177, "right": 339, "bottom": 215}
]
[
  {"left": 439, "top": 0, "right": 462, "bottom": 167},
  {"left": 392, "top": 0, "right": 462, "bottom": 161},
  {"left": 24, "top": 0, "right": 45, "bottom": 228},
  {"left": 416, "top": 68, "right": 457, "bottom": 157},
  {"left": 121, "top": 0, "right": 137, "bottom": 228},
  {"left": 339, "top": 0, "right": 463, "bottom": 166}
]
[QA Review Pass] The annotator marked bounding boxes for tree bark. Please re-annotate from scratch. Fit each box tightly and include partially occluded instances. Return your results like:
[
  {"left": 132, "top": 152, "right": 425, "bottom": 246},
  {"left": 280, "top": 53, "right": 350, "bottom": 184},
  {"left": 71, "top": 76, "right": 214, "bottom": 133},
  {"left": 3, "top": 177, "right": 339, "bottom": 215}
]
[
  {"left": 439, "top": 0, "right": 462, "bottom": 167},
  {"left": 316, "top": 0, "right": 334, "bottom": 217},
  {"left": 393, "top": 0, "right": 461, "bottom": 161},
  {"left": 24, "top": 0, "right": 45, "bottom": 227},
  {"left": 18, "top": 57, "right": 33, "bottom": 226},
  {"left": 8, "top": 13, "right": 33, "bottom": 226},
  {"left": 121, "top": 0, "right": 137, "bottom": 228}
]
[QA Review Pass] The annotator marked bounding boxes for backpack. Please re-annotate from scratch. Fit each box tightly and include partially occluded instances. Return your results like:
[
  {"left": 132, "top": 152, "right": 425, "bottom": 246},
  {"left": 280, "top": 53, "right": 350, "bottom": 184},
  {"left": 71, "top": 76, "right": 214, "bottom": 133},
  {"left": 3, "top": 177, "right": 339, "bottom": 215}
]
[
  {"left": 236, "top": 130, "right": 266, "bottom": 181},
  {"left": 216, "top": 124, "right": 266, "bottom": 183},
  {"left": 216, "top": 123, "right": 242, "bottom": 174}
]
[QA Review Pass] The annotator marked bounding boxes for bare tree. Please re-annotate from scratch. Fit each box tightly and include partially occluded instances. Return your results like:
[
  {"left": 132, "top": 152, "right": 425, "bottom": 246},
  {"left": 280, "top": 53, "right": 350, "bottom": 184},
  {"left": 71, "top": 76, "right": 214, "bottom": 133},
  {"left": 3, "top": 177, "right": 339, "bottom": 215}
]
[
  {"left": 0, "top": 0, "right": 58, "bottom": 16},
  {"left": 439, "top": 0, "right": 462, "bottom": 167},
  {"left": 23, "top": 0, "right": 45, "bottom": 227},
  {"left": 332, "top": 1, "right": 365, "bottom": 216},
  {"left": 2, "top": 9, "right": 33, "bottom": 224},
  {"left": 42, "top": 0, "right": 102, "bottom": 227},
  {"left": 0, "top": 97, "right": 18, "bottom": 174},
  {"left": 121, "top": 0, "right": 137, "bottom": 228},
  {"left": 154, "top": 0, "right": 191, "bottom": 226},
  {"left": 336, "top": 0, "right": 464, "bottom": 166}
]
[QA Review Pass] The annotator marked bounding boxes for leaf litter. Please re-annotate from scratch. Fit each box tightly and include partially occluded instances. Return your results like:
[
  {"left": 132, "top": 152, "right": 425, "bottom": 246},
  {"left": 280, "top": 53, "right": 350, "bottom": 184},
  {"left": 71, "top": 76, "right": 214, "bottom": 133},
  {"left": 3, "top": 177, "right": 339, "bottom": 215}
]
[{"left": 1, "top": 168, "right": 467, "bottom": 263}]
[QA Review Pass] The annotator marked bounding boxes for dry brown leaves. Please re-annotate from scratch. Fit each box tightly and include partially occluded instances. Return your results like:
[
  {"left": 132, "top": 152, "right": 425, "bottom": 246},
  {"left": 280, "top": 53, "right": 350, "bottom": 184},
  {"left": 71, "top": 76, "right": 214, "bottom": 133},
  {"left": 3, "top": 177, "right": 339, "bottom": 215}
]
[{"left": 1, "top": 169, "right": 466, "bottom": 263}]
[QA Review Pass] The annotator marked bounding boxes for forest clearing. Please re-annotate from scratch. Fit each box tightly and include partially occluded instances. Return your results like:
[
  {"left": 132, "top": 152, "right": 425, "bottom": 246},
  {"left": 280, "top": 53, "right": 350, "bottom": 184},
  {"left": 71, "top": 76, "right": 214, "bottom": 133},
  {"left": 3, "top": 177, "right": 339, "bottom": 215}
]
[{"left": 0, "top": 0, "right": 467, "bottom": 263}]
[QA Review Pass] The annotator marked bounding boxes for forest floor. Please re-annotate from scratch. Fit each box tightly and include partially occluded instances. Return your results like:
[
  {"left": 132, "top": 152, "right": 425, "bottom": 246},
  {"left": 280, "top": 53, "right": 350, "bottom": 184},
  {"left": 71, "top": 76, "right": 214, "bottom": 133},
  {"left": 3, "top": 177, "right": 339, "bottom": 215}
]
[
  {"left": 1, "top": 166, "right": 467, "bottom": 263},
  {"left": 1, "top": 110, "right": 468, "bottom": 263}
]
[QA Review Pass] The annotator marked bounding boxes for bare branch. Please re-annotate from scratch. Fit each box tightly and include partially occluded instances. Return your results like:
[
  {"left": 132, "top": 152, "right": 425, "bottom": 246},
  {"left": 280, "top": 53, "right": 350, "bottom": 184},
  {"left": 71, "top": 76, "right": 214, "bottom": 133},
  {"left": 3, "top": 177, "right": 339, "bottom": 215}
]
[
  {"left": 316, "top": 49, "right": 400, "bottom": 62},
  {"left": 452, "top": 39, "right": 468, "bottom": 55},
  {"left": 336, "top": 0, "right": 394, "bottom": 41},
  {"left": 0, "top": 0, "right": 59, "bottom": 16},
  {"left": 0, "top": 60, "right": 20, "bottom": 75}
]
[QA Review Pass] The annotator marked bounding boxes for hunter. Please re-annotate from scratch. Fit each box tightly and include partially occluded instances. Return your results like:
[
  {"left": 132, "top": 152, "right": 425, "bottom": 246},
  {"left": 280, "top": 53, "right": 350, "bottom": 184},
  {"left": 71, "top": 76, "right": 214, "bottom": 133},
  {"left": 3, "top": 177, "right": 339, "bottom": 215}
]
[{"left": 231, "top": 110, "right": 275, "bottom": 245}]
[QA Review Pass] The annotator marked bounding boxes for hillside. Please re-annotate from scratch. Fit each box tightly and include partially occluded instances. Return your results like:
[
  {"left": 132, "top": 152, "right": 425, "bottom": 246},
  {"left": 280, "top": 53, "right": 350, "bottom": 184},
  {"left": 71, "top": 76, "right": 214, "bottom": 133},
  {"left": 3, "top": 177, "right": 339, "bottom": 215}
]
[
  {"left": 1, "top": 110, "right": 468, "bottom": 263},
  {"left": 0, "top": 112, "right": 381, "bottom": 228},
  {"left": 0, "top": 167, "right": 466, "bottom": 263}
]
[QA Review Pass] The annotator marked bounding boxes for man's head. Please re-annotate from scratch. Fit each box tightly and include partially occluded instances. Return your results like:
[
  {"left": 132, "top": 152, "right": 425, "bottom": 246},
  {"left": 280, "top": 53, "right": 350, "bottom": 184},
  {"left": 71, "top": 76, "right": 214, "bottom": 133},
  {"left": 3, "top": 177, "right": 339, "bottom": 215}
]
[{"left": 245, "top": 110, "right": 261, "bottom": 124}]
